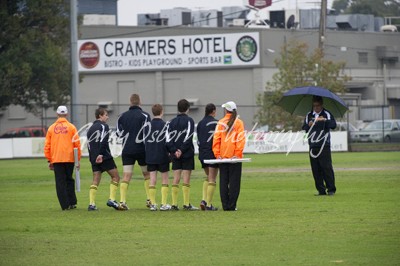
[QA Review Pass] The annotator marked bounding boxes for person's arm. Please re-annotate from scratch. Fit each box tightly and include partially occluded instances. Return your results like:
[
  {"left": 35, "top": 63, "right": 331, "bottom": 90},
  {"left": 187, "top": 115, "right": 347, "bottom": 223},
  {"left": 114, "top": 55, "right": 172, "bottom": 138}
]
[
  {"left": 98, "top": 123, "right": 109, "bottom": 156},
  {"left": 165, "top": 122, "right": 177, "bottom": 154},
  {"left": 212, "top": 123, "right": 222, "bottom": 158},
  {"left": 234, "top": 120, "right": 246, "bottom": 158},
  {"left": 71, "top": 125, "right": 82, "bottom": 165},
  {"left": 71, "top": 124, "right": 82, "bottom": 169},
  {"left": 323, "top": 110, "right": 337, "bottom": 130},
  {"left": 44, "top": 128, "right": 53, "bottom": 170},
  {"left": 196, "top": 121, "right": 201, "bottom": 147},
  {"left": 116, "top": 115, "right": 124, "bottom": 138},
  {"left": 302, "top": 114, "right": 311, "bottom": 132},
  {"left": 180, "top": 118, "right": 194, "bottom": 154},
  {"left": 325, "top": 115, "right": 337, "bottom": 130},
  {"left": 44, "top": 129, "right": 52, "bottom": 162}
]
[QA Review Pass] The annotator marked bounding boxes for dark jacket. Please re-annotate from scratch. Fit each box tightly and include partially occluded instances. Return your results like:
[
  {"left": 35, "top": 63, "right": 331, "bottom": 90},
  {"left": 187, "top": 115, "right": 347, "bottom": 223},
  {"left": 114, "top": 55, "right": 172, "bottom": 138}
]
[
  {"left": 197, "top": 115, "right": 217, "bottom": 161},
  {"left": 87, "top": 120, "right": 113, "bottom": 164},
  {"left": 117, "top": 106, "right": 150, "bottom": 155},
  {"left": 302, "top": 108, "right": 337, "bottom": 148},
  {"left": 166, "top": 113, "right": 195, "bottom": 159},
  {"left": 145, "top": 118, "right": 170, "bottom": 165}
]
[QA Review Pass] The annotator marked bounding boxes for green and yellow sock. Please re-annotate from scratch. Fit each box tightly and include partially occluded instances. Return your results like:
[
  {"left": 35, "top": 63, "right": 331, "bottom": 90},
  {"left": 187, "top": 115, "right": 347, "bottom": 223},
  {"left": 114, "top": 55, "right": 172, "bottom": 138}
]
[
  {"left": 171, "top": 185, "right": 179, "bottom": 206},
  {"left": 161, "top": 184, "right": 169, "bottom": 206},
  {"left": 182, "top": 183, "right": 190, "bottom": 206},
  {"left": 89, "top": 185, "right": 98, "bottom": 205},
  {"left": 202, "top": 178, "right": 208, "bottom": 201},
  {"left": 109, "top": 181, "right": 118, "bottom": 201},
  {"left": 149, "top": 185, "right": 156, "bottom": 205},
  {"left": 206, "top": 182, "right": 216, "bottom": 206},
  {"left": 120, "top": 181, "right": 129, "bottom": 203}
]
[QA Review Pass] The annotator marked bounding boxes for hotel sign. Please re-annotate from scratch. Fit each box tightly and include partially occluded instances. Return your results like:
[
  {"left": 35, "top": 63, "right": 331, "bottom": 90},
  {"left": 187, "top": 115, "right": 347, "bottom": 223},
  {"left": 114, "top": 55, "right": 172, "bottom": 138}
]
[{"left": 78, "top": 32, "right": 260, "bottom": 72}]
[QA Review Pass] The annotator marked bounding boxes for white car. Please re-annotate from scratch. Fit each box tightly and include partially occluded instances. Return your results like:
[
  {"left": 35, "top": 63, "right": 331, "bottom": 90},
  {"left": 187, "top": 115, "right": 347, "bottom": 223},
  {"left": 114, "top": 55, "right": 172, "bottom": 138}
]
[{"left": 352, "top": 120, "right": 400, "bottom": 143}]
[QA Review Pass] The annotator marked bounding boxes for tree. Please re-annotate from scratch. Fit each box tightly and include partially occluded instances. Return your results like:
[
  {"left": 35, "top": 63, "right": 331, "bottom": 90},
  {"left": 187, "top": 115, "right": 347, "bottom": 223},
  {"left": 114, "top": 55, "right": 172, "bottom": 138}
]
[
  {"left": 255, "top": 41, "right": 350, "bottom": 131},
  {"left": 0, "top": 0, "right": 71, "bottom": 115},
  {"left": 332, "top": 0, "right": 400, "bottom": 16},
  {"left": 332, "top": 0, "right": 349, "bottom": 14}
]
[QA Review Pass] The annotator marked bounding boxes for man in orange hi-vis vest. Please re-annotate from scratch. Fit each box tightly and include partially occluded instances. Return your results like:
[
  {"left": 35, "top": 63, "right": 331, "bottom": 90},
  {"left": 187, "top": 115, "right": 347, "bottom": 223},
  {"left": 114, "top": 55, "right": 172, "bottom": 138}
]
[
  {"left": 44, "top": 106, "right": 81, "bottom": 210},
  {"left": 212, "top": 101, "right": 246, "bottom": 211}
]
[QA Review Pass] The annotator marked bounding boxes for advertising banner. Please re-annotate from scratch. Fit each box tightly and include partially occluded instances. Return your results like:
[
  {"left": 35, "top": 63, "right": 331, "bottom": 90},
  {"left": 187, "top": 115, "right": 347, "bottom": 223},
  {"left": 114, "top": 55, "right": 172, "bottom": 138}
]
[{"left": 78, "top": 32, "right": 260, "bottom": 72}]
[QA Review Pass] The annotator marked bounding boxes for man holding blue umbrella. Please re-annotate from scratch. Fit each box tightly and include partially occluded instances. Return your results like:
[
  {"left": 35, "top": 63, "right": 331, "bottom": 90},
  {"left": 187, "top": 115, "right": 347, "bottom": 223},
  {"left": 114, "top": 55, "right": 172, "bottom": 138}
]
[{"left": 302, "top": 96, "right": 337, "bottom": 196}]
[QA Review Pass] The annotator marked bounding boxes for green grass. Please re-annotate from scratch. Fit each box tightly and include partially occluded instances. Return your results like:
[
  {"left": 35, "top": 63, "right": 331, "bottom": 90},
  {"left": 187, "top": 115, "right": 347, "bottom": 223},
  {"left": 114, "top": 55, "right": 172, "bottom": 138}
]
[{"left": 0, "top": 152, "right": 399, "bottom": 265}]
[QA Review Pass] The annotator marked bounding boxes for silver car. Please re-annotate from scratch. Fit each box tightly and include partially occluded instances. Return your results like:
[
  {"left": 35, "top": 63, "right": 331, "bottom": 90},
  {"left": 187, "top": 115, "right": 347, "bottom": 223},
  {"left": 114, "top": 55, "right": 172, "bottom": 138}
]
[
  {"left": 333, "top": 122, "right": 357, "bottom": 142},
  {"left": 352, "top": 120, "right": 400, "bottom": 143}
]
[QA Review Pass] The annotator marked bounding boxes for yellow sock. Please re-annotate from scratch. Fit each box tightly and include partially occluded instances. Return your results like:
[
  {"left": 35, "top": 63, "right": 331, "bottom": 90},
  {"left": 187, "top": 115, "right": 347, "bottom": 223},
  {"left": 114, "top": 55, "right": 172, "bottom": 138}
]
[
  {"left": 89, "top": 185, "right": 98, "bottom": 205},
  {"left": 120, "top": 181, "right": 129, "bottom": 203},
  {"left": 202, "top": 178, "right": 208, "bottom": 201},
  {"left": 171, "top": 185, "right": 179, "bottom": 206},
  {"left": 206, "top": 182, "right": 216, "bottom": 206},
  {"left": 109, "top": 181, "right": 118, "bottom": 201},
  {"left": 161, "top": 184, "right": 169, "bottom": 205},
  {"left": 144, "top": 178, "right": 150, "bottom": 200},
  {"left": 182, "top": 183, "right": 190, "bottom": 206},
  {"left": 149, "top": 186, "right": 156, "bottom": 205}
]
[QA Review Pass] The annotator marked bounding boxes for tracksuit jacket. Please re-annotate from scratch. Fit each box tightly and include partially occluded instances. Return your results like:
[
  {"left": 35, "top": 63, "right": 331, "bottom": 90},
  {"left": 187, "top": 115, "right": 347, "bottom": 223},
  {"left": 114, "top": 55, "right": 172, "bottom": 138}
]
[
  {"left": 87, "top": 120, "right": 113, "bottom": 164},
  {"left": 166, "top": 113, "right": 195, "bottom": 159},
  {"left": 212, "top": 113, "right": 245, "bottom": 159},
  {"left": 117, "top": 106, "right": 150, "bottom": 155},
  {"left": 197, "top": 115, "right": 218, "bottom": 161},
  {"left": 302, "top": 108, "right": 337, "bottom": 148},
  {"left": 144, "top": 118, "right": 170, "bottom": 165},
  {"left": 44, "top": 117, "right": 81, "bottom": 163}
]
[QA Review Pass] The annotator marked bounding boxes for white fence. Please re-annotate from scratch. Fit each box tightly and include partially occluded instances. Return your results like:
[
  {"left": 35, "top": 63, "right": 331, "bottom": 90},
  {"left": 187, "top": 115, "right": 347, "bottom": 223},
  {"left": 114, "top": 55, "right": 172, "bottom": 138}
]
[{"left": 0, "top": 131, "right": 348, "bottom": 159}]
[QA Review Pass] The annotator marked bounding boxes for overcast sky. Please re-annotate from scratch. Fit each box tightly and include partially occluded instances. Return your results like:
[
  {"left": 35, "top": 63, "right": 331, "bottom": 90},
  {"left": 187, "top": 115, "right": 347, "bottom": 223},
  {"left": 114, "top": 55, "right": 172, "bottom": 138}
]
[{"left": 117, "top": 0, "right": 333, "bottom": 26}]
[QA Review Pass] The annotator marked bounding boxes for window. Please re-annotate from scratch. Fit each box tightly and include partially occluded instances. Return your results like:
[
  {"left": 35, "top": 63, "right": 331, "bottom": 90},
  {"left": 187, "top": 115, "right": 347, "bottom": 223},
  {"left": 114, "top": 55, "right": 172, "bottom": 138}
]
[{"left": 358, "top": 52, "right": 368, "bottom": 64}]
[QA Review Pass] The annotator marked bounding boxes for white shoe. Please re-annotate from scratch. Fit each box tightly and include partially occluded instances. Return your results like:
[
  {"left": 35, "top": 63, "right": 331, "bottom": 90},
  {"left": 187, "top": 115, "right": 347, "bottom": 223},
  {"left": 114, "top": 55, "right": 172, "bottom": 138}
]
[
  {"left": 160, "top": 204, "right": 171, "bottom": 211},
  {"left": 150, "top": 204, "right": 157, "bottom": 211}
]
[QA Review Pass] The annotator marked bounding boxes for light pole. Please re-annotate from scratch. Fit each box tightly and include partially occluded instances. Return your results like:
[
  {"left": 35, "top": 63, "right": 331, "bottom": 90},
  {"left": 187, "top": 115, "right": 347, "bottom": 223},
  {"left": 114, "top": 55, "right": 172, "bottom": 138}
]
[
  {"left": 70, "top": 0, "right": 79, "bottom": 127},
  {"left": 318, "top": 0, "right": 327, "bottom": 53}
]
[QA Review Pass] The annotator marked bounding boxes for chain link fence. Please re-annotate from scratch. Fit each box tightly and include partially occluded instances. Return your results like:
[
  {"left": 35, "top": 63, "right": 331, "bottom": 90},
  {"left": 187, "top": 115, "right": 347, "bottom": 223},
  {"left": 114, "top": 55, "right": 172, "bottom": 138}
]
[{"left": 33, "top": 103, "right": 400, "bottom": 152}]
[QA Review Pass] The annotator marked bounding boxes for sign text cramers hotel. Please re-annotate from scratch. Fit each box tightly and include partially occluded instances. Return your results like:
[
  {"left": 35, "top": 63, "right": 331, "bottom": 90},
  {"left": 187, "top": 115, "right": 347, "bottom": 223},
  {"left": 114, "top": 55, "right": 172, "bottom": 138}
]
[{"left": 78, "top": 32, "right": 260, "bottom": 72}]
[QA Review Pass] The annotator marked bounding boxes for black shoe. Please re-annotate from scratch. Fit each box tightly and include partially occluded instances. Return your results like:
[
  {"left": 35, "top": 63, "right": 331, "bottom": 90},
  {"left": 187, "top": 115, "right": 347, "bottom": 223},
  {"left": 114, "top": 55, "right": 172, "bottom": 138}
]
[
  {"left": 327, "top": 192, "right": 335, "bottom": 196},
  {"left": 183, "top": 204, "right": 199, "bottom": 211},
  {"left": 314, "top": 193, "right": 327, "bottom": 196},
  {"left": 170, "top": 205, "right": 179, "bottom": 211},
  {"left": 206, "top": 205, "right": 218, "bottom": 211}
]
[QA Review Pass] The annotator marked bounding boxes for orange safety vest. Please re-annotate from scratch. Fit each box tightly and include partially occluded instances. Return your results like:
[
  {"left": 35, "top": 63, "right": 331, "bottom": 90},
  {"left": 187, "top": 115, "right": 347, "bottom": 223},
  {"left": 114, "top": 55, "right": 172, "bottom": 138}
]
[
  {"left": 212, "top": 113, "right": 246, "bottom": 159},
  {"left": 44, "top": 117, "right": 81, "bottom": 163}
]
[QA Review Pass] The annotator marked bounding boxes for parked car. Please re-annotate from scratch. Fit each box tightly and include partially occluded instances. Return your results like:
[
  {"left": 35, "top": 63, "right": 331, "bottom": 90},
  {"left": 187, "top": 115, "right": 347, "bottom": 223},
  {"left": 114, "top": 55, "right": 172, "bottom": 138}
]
[
  {"left": 333, "top": 121, "right": 357, "bottom": 142},
  {"left": 352, "top": 120, "right": 400, "bottom": 143},
  {"left": 0, "top": 126, "right": 47, "bottom": 138},
  {"left": 334, "top": 121, "right": 357, "bottom": 132}
]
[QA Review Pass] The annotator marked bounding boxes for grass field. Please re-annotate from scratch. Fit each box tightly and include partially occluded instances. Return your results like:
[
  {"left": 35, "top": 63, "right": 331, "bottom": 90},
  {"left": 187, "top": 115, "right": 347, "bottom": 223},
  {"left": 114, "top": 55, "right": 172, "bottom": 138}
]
[{"left": 0, "top": 152, "right": 399, "bottom": 265}]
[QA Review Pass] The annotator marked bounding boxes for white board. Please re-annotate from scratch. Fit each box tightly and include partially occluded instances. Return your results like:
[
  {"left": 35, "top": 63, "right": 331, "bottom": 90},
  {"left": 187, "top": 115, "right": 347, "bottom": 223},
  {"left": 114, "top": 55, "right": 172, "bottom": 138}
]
[{"left": 204, "top": 158, "right": 252, "bottom": 164}]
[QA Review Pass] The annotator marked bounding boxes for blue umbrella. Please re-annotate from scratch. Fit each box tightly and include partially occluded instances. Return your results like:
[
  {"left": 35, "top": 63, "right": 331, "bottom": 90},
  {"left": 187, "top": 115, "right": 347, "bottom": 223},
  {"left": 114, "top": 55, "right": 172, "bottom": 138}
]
[{"left": 277, "top": 86, "right": 348, "bottom": 118}]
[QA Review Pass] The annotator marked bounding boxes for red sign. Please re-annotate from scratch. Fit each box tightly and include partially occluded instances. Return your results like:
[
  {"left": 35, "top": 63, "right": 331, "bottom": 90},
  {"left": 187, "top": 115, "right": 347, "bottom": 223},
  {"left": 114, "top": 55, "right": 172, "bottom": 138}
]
[
  {"left": 79, "top": 42, "right": 100, "bottom": 69},
  {"left": 248, "top": 0, "right": 272, "bottom": 9}
]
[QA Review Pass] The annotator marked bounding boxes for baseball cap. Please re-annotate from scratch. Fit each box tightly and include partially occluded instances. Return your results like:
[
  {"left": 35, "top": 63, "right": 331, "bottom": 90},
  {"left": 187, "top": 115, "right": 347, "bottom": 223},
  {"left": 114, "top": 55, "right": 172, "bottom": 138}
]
[
  {"left": 221, "top": 101, "right": 237, "bottom": 112},
  {"left": 56, "top": 105, "right": 68, "bottom": 115}
]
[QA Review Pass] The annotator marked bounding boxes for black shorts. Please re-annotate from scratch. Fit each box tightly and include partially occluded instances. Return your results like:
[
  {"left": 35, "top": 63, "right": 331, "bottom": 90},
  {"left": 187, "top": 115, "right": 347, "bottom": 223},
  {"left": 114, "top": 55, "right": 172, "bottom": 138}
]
[
  {"left": 91, "top": 159, "right": 117, "bottom": 173},
  {"left": 200, "top": 160, "right": 219, "bottom": 169},
  {"left": 122, "top": 153, "right": 146, "bottom": 166},
  {"left": 172, "top": 157, "right": 195, "bottom": 171},
  {"left": 147, "top": 163, "right": 170, "bottom": 173}
]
